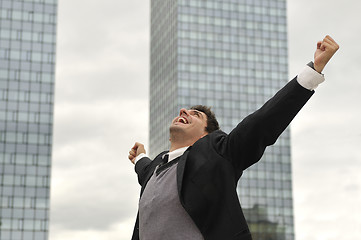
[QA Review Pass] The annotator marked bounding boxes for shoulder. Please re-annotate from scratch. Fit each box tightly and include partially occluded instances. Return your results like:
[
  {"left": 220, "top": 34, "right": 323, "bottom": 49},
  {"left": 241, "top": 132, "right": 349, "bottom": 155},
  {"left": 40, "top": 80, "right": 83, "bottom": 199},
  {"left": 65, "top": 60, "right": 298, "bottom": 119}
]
[
  {"left": 190, "top": 130, "right": 228, "bottom": 149},
  {"left": 189, "top": 130, "right": 229, "bottom": 158},
  {"left": 135, "top": 151, "right": 167, "bottom": 175}
]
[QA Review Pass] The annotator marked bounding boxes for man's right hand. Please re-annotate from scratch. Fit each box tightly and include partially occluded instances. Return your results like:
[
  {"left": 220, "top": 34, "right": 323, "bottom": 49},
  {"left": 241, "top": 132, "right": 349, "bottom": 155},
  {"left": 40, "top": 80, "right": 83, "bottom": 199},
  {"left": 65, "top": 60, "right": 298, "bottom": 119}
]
[{"left": 128, "top": 142, "right": 146, "bottom": 164}]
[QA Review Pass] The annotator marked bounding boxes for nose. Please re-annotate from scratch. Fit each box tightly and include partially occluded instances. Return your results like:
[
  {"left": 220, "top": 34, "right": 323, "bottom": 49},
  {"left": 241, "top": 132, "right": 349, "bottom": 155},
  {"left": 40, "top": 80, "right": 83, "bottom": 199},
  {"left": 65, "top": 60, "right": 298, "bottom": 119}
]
[{"left": 179, "top": 108, "right": 190, "bottom": 116}]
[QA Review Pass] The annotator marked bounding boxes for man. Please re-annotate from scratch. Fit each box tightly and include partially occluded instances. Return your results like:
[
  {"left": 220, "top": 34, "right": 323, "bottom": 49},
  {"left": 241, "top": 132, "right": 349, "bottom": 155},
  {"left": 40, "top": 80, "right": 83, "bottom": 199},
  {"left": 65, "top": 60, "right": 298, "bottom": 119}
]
[{"left": 128, "top": 36, "right": 339, "bottom": 240}]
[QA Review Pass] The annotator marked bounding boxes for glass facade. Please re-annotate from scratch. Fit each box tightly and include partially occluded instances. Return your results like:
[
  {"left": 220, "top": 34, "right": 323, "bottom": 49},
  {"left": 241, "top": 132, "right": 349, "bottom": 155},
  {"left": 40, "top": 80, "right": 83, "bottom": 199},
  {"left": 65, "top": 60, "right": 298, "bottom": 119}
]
[
  {"left": 0, "top": 0, "right": 57, "bottom": 239},
  {"left": 150, "top": 0, "right": 293, "bottom": 239}
]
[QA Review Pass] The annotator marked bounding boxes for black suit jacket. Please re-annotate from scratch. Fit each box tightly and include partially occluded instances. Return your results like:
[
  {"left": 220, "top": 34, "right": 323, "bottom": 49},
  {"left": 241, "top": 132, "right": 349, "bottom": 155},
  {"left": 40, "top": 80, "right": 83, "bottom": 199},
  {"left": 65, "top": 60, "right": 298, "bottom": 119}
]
[{"left": 132, "top": 78, "right": 314, "bottom": 240}]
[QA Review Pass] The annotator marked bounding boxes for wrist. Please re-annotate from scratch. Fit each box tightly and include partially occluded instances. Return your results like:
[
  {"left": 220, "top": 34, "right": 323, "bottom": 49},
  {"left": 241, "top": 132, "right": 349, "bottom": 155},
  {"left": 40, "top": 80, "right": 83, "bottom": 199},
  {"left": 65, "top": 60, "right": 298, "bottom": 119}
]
[
  {"left": 308, "top": 61, "right": 322, "bottom": 73},
  {"left": 134, "top": 153, "right": 147, "bottom": 164},
  {"left": 314, "top": 65, "right": 323, "bottom": 73},
  {"left": 312, "top": 61, "right": 325, "bottom": 73}
]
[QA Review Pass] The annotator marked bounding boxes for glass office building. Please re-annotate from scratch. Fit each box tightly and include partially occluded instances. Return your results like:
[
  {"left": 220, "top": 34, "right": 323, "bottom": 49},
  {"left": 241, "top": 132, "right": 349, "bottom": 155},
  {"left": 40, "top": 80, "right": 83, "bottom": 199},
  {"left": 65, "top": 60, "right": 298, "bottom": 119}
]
[
  {"left": 150, "top": 0, "right": 293, "bottom": 239},
  {"left": 0, "top": 0, "right": 57, "bottom": 239}
]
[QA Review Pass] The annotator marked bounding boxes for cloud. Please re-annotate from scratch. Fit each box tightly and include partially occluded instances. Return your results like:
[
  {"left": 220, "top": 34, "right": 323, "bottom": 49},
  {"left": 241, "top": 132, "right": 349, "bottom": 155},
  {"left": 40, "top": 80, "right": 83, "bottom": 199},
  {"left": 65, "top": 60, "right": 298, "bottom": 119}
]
[
  {"left": 287, "top": 1, "right": 361, "bottom": 239},
  {"left": 51, "top": 1, "right": 151, "bottom": 236},
  {"left": 56, "top": 0, "right": 150, "bottom": 103},
  {"left": 51, "top": 97, "right": 148, "bottom": 227},
  {"left": 53, "top": 100, "right": 148, "bottom": 148},
  {"left": 50, "top": 218, "right": 136, "bottom": 240}
]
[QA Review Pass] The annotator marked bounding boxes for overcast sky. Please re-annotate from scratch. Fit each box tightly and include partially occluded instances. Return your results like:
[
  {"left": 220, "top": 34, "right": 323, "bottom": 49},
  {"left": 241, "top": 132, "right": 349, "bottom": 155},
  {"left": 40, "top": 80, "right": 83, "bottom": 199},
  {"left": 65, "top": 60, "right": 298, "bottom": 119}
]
[{"left": 49, "top": 1, "right": 361, "bottom": 240}]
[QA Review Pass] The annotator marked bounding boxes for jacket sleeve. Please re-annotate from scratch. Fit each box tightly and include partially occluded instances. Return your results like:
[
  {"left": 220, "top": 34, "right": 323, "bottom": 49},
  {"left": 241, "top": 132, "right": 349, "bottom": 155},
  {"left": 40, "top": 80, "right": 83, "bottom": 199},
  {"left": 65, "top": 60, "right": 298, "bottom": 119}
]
[
  {"left": 135, "top": 157, "right": 152, "bottom": 186},
  {"left": 214, "top": 77, "right": 314, "bottom": 172}
]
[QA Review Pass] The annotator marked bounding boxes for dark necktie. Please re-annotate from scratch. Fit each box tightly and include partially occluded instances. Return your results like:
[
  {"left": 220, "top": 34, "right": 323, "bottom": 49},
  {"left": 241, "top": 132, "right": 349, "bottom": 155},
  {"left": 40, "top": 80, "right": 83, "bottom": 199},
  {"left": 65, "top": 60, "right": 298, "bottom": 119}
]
[
  {"left": 161, "top": 154, "right": 169, "bottom": 165},
  {"left": 156, "top": 154, "right": 174, "bottom": 176}
]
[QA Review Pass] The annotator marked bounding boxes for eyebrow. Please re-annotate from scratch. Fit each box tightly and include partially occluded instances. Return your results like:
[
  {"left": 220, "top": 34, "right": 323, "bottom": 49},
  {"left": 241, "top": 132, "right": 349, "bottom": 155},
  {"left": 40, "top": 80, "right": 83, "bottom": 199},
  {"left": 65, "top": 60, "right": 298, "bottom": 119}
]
[{"left": 189, "top": 109, "right": 205, "bottom": 119}]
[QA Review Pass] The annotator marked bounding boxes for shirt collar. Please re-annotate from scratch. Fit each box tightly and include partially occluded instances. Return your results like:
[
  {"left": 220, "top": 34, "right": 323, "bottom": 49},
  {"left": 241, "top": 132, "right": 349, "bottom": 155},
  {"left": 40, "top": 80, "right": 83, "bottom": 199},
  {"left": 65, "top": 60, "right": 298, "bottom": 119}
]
[{"left": 165, "top": 146, "right": 189, "bottom": 162}]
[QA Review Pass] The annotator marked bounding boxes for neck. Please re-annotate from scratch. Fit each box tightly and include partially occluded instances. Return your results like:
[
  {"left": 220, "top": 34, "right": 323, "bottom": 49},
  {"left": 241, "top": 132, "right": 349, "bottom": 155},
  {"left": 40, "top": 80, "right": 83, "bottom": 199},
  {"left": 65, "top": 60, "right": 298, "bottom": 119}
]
[
  {"left": 168, "top": 128, "right": 207, "bottom": 152},
  {"left": 169, "top": 142, "right": 191, "bottom": 152},
  {"left": 169, "top": 133, "right": 196, "bottom": 152},
  {"left": 169, "top": 134, "right": 207, "bottom": 152}
]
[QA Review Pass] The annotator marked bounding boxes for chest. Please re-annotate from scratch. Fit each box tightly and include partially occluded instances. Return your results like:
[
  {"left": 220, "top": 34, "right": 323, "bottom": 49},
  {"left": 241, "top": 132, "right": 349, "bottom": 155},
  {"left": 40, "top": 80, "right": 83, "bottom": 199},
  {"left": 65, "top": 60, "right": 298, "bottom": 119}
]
[
  {"left": 140, "top": 163, "right": 179, "bottom": 208},
  {"left": 139, "top": 163, "right": 204, "bottom": 240}
]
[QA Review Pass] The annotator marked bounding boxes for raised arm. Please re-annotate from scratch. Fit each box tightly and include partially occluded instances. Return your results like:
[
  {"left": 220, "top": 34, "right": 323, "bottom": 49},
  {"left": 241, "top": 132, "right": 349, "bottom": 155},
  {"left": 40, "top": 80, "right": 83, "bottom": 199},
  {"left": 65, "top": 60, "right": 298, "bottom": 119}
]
[{"left": 217, "top": 35, "right": 339, "bottom": 171}]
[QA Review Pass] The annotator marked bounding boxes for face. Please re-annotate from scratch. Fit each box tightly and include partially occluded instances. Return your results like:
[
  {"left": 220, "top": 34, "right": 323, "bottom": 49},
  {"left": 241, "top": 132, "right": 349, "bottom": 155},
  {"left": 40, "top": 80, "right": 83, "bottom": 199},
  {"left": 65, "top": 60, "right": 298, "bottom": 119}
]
[{"left": 169, "top": 108, "right": 208, "bottom": 143}]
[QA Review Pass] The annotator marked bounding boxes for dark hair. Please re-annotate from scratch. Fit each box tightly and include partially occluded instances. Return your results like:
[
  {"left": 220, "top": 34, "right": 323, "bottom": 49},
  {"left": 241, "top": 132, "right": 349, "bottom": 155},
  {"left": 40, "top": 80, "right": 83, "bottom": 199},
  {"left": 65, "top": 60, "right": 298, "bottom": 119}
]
[{"left": 190, "top": 105, "right": 220, "bottom": 133}]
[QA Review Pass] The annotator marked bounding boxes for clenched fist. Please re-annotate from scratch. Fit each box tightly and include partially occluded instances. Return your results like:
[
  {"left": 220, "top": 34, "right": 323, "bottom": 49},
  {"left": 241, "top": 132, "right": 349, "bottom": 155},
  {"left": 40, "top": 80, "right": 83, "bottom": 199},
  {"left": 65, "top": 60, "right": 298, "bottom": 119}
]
[
  {"left": 314, "top": 35, "right": 339, "bottom": 73},
  {"left": 128, "top": 142, "right": 146, "bottom": 164}
]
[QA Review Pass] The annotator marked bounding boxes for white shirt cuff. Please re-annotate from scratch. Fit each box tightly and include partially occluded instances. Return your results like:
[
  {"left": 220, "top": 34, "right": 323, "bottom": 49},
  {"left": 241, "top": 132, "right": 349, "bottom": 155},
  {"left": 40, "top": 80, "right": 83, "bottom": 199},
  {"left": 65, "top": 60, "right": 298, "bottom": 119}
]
[
  {"left": 134, "top": 153, "right": 148, "bottom": 164},
  {"left": 297, "top": 65, "right": 325, "bottom": 91}
]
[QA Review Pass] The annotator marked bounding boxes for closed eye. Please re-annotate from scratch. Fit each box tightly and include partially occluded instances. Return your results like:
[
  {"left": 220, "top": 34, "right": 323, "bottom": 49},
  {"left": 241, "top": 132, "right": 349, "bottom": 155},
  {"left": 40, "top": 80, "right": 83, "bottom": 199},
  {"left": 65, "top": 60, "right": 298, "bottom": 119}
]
[{"left": 189, "top": 110, "right": 203, "bottom": 118}]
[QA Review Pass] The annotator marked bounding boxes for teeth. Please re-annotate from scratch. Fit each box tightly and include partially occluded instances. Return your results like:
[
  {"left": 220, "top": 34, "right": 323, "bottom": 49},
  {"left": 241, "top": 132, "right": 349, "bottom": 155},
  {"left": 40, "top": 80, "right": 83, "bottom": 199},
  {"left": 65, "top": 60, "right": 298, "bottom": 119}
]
[{"left": 178, "top": 117, "right": 187, "bottom": 124}]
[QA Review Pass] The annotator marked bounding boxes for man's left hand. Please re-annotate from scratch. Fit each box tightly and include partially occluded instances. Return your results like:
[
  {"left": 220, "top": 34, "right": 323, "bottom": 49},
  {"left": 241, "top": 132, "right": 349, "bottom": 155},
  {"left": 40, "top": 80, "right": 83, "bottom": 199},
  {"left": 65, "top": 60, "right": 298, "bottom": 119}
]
[{"left": 314, "top": 35, "right": 339, "bottom": 73}]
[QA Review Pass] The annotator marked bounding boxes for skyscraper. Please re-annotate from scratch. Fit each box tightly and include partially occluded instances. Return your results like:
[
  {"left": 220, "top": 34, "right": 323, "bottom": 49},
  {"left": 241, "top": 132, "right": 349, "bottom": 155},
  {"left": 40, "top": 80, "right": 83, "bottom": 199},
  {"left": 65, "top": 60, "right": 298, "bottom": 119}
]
[
  {"left": 149, "top": 0, "right": 293, "bottom": 239},
  {"left": 0, "top": 0, "right": 57, "bottom": 239}
]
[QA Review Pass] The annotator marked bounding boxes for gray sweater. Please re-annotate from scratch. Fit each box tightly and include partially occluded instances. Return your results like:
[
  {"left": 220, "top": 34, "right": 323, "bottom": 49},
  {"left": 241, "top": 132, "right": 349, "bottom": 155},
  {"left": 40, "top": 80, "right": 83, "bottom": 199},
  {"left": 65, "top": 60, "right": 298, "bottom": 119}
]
[{"left": 139, "top": 160, "right": 204, "bottom": 240}]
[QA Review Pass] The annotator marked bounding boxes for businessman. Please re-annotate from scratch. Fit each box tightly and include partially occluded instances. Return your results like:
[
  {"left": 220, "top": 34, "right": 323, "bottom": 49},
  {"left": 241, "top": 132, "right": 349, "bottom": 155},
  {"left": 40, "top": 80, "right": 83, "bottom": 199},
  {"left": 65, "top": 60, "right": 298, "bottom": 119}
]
[{"left": 128, "top": 35, "right": 339, "bottom": 240}]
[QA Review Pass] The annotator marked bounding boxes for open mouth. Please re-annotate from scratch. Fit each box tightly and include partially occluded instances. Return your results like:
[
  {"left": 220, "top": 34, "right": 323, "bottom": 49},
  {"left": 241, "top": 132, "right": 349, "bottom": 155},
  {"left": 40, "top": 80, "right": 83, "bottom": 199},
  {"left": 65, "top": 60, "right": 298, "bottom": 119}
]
[{"left": 177, "top": 117, "right": 189, "bottom": 124}]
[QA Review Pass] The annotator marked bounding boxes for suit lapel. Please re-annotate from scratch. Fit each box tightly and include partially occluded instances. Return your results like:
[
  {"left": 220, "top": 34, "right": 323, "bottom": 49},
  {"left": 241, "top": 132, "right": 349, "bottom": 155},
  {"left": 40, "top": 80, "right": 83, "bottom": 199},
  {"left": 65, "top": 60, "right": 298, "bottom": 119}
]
[{"left": 176, "top": 147, "right": 191, "bottom": 198}]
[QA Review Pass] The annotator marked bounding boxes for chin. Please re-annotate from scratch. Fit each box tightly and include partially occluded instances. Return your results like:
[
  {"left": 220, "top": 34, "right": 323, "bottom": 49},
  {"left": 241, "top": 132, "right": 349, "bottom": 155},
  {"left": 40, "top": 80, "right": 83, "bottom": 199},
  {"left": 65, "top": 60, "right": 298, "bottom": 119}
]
[
  {"left": 169, "top": 125, "right": 189, "bottom": 139},
  {"left": 169, "top": 124, "right": 184, "bottom": 133}
]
